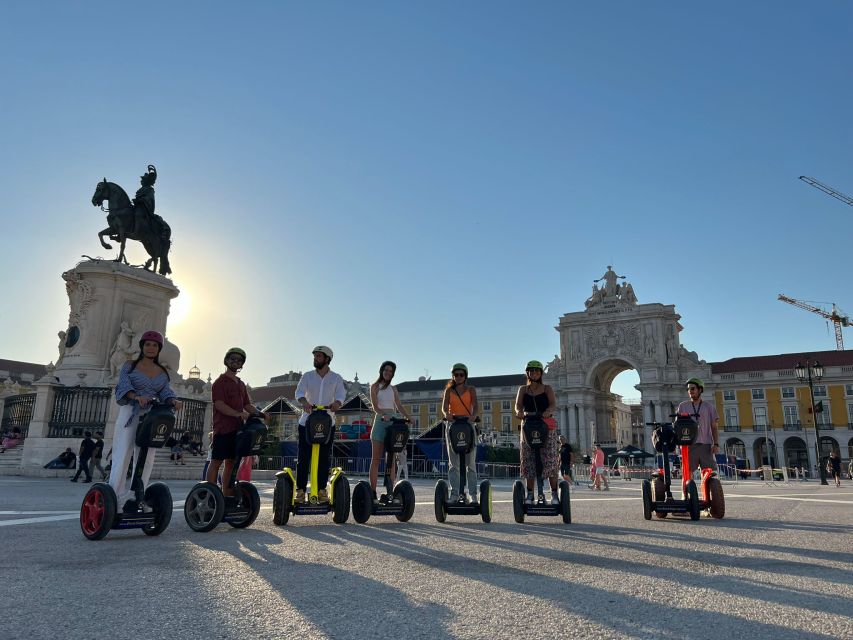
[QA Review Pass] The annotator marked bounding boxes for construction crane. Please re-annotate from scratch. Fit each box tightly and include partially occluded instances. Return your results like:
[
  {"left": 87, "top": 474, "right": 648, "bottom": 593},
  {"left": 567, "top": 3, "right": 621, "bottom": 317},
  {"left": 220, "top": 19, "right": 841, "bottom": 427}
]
[
  {"left": 799, "top": 176, "right": 853, "bottom": 207},
  {"left": 778, "top": 294, "right": 851, "bottom": 350}
]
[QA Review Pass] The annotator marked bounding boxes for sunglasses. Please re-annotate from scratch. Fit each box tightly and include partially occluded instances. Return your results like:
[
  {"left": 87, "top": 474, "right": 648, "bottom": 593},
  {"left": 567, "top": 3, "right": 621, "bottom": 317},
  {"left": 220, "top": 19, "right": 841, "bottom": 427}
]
[{"left": 452, "top": 372, "right": 466, "bottom": 378}]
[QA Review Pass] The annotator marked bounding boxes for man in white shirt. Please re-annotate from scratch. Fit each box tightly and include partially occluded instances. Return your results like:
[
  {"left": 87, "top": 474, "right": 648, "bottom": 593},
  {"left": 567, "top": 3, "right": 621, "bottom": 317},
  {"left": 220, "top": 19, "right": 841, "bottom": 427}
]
[{"left": 294, "top": 345, "right": 346, "bottom": 502}]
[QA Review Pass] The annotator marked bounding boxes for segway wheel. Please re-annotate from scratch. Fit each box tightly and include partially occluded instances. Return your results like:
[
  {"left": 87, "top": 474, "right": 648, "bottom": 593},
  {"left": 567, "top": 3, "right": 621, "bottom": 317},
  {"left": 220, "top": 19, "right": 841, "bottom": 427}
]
[
  {"left": 184, "top": 481, "right": 225, "bottom": 532},
  {"left": 80, "top": 483, "right": 117, "bottom": 541},
  {"left": 686, "top": 479, "right": 700, "bottom": 521},
  {"left": 479, "top": 480, "right": 492, "bottom": 523},
  {"left": 559, "top": 480, "right": 571, "bottom": 524},
  {"left": 652, "top": 477, "right": 668, "bottom": 519},
  {"left": 228, "top": 482, "right": 261, "bottom": 528},
  {"left": 706, "top": 476, "right": 725, "bottom": 519},
  {"left": 434, "top": 480, "right": 448, "bottom": 523},
  {"left": 142, "top": 482, "right": 173, "bottom": 536},
  {"left": 332, "top": 476, "right": 351, "bottom": 524},
  {"left": 273, "top": 475, "right": 293, "bottom": 526},
  {"left": 512, "top": 479, "right": 526, "bottom": 524},
  {"left": 641, "top": 480, "right": 652, "bottom": 521},
  {"left": 394, "top": 480, "right": 416, "bottom": 522},
  {"left": 352, "top": 481, "right": 373, "bottom": 524}
]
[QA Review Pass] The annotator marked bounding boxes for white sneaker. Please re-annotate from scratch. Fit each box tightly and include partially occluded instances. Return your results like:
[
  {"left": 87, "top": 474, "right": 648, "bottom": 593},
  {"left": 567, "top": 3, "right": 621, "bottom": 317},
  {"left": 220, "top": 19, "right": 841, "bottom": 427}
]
[
  {"left": 551, "top": 493, "right": 560, "bottom": 505},
  {"left": 525, "top": 494, "right": 534, "bottom": 504}
]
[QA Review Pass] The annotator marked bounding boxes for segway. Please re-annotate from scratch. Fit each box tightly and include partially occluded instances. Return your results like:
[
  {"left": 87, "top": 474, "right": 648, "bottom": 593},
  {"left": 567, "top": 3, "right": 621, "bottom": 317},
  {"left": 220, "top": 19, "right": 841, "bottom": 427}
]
[
  {"left": 642, "top": 414, "right": 725, "bottom": 521},
  {"left": 80, "top": 401, "right": 175, "bottom": 540},
  {"left": 512, "top": 413, "right": 571, "bottom": 524},
  {"left": 434, "top": 417, "right": 492, "bottom": 523},
  {"left": 272, "top": 406, "right": 350, "bottom": 525},
  {"left": 352, "top": 417, "right": 416, "bottom": 523},
  {"left": 184, "top": 411, "right": 268, "bottom": 532}
]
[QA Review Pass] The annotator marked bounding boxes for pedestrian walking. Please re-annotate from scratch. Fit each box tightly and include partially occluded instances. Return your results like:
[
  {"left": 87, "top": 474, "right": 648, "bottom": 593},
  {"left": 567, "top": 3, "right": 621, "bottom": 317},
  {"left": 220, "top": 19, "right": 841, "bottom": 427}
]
[
  {"left": 90, "top": 431, "right": 107, "bottom": 480},
  {"left": 71, "top": 431, "right": 95, "bottom": 483}
]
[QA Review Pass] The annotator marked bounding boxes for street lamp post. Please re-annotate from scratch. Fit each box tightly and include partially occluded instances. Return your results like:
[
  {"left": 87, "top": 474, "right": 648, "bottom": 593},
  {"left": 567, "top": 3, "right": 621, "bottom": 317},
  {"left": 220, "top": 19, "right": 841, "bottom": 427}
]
[{"left": 795, "top": 360, "right": 828, "bottom": 485}]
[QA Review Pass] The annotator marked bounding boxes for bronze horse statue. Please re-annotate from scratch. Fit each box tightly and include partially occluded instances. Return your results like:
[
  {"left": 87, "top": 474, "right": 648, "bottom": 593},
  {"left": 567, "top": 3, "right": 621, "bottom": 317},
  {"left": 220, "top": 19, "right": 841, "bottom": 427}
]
[{"left": 92, "top": 165, "right": 172, "bottom": 275}]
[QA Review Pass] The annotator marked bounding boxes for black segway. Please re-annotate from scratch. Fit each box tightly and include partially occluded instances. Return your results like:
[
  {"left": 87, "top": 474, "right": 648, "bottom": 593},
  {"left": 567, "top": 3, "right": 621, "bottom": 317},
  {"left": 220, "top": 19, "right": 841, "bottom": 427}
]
[
  {"left": 184, "top": 411, "right": 268, "bottom": 532},
  {"left": 80, "top": 401, "right": 175, "bottom": 540},
  {"left": 272, "top": 406, "right": 350, "bottom": 525},
  {"left": 352, "top": 417, "right": 416, "bottom": 523},
  {"left": 512, "top": 413, "right": 571, "bottom": 524},
  {"left": 434, "top": 417, "right": 492, "bottom": 523}
]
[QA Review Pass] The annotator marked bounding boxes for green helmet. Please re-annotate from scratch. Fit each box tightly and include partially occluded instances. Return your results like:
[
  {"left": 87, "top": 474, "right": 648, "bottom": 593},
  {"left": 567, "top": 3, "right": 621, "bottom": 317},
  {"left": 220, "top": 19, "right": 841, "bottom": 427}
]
[
  {"left": 225, "top": 347, "right": 247, "bottom": 365},
  {"left": 451, "top": 363, "right": 468, "bottom": 375},
  {"left": 526, "top": 360, "right": 544, "bottom": 371},
  {"left": 685, "top": 377, "right": 704, "bottom": 390}
]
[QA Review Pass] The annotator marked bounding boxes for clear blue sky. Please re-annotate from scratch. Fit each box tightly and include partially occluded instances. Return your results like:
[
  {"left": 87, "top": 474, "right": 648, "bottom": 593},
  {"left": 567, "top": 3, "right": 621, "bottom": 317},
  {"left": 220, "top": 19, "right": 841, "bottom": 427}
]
[{"left": 2, "top": 2, "right": 851, "bottom": 398}]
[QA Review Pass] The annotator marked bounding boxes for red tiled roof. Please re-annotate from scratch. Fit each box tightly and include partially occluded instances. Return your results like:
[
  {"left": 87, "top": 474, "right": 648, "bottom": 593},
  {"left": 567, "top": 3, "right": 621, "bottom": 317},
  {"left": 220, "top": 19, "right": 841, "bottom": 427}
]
[
  {"left": 710, "top": 350, "right": 853, "bottom": 374},
  {"left": 0, "top": 359, "right": 47, "bottom": 381}
]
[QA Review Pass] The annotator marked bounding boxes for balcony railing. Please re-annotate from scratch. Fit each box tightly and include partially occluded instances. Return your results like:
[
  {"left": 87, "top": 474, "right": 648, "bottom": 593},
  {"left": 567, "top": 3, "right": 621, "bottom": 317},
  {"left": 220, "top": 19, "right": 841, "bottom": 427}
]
[
  {"left": 783, "top": 423, "right": 802, "bottom": 431},
  {"left": 723, "top": 424, "right": 741, "bottom": 432},
  {"left": 1, "top": 393, "right": 37, "bottom": 438}
]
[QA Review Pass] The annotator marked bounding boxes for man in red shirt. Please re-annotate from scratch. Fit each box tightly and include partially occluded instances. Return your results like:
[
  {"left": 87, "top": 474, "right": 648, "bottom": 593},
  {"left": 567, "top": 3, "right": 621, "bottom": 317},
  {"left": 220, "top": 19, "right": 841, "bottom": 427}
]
[{"left": 208, "top": 347, "right": 256, "bottom": 496}]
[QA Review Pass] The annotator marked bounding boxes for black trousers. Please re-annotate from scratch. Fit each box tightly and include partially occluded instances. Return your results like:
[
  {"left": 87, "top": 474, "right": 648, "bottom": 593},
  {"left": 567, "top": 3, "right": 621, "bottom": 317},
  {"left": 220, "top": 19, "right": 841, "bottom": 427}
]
[
  {"left": 296, "top": 423, "right": 335, "bottom": 491},
  {"left": 73, "top": 456, "right": 92, "bottom": 481}
]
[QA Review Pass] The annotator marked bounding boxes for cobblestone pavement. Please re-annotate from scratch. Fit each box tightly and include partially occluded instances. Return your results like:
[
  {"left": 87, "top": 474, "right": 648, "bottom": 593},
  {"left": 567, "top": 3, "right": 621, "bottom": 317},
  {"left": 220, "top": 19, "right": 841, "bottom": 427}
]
[{"left": 1, "top": 476, "right": 851, "bottom": 640}]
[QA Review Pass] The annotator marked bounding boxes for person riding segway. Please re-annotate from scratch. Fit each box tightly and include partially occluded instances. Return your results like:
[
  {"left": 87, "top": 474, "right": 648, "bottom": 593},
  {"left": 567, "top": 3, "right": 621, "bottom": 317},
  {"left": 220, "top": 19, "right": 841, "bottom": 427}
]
[
  {"left": 434, "top": 364, "right": 492, "bottom": 522},
  {"left": 674, "top": 378, "right": 724, "bottom": 519},
  {"left": 352, "top": 361, "right": 417, "bottom": 523},
  {"left": 511, "top": 361, "right": 571, "bottom": 524},
  {"left": 80, "top": 331, "right": 180, "bottom": 540},
  {"left": 352, "top": 415, "right": 416, "bottom": 523},
  {"left": 272, "top": 346, "right": 350, "bottom": 525}
]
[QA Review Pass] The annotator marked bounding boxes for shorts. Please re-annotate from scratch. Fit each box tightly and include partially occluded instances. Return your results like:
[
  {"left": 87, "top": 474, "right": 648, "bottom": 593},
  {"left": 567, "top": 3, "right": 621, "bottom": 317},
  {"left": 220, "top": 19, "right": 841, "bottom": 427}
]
[
  {"left": 211, "top": 431, "right": 237, "bottom": 461},
  {"left": 595, "top": 467, "right": 606, "bottom": 477},
  {"left": 370, "top": 413, "right": 401, "bottom": 444},
  {"left": 686, "top": 443, "right": 718, "bottom": 472}
]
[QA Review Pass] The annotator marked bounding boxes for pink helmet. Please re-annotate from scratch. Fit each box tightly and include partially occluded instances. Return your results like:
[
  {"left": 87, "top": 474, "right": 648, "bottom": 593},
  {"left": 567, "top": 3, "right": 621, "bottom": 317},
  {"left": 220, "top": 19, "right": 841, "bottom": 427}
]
[{"left": 139, "top": 330, "right": 164, "bottom": 350}]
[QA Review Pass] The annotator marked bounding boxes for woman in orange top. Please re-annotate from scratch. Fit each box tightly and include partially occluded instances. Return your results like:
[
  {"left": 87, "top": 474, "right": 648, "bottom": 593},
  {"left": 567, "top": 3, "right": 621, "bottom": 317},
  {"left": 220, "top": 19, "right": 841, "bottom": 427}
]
[{"left": 441, "top": 363, "right": 480, "bottom": 504}]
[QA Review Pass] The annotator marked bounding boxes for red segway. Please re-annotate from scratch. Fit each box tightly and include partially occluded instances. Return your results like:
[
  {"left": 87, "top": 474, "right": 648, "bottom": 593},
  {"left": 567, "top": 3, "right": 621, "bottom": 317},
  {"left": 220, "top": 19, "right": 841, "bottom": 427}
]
[
  {"left": 642, "top": 414, "right": 725, "bottom": 521},
  {"left": 352, "top": 416, "right": 416, "bottom": 523},
  {"left": 80, "top": 401, "right": 175, "bottom": 540},
  {"left": 183, "top": 411, "right": 268, "bottom": 532}
]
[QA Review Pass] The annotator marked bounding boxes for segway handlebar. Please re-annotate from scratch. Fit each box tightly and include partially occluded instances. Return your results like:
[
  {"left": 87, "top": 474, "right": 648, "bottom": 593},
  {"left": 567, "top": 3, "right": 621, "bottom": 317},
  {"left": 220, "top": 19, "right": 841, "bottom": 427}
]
[{"left": 445, "top": 415, "right": 480, "bottom": 423}]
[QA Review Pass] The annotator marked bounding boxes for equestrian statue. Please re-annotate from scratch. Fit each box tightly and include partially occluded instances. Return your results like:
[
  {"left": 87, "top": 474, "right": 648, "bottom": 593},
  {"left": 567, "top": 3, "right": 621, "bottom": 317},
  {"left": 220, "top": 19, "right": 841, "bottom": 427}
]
[{"left": 91, "top": 165, "right": 172, "bottom": 275}]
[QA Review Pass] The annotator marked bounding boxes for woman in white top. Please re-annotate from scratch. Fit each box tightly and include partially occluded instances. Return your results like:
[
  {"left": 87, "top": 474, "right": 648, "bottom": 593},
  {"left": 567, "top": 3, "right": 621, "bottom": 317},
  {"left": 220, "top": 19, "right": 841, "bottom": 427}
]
[{"left": 369, "top": 361, "right": 414, "bottom": 499}]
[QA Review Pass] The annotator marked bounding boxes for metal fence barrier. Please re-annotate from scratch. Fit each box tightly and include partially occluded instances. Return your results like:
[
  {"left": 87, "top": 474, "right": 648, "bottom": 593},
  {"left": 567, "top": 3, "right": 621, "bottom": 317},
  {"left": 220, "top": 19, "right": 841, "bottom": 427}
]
[{"left": 1, "top": 393, "right": 37, "bottom": 438}]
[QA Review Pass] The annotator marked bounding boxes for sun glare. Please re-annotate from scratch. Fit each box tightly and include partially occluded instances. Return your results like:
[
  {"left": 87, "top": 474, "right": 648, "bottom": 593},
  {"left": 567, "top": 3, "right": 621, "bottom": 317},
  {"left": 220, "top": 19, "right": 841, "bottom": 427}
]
[{"left": 169, "top": 291, "right": 192, "bottom": 326}]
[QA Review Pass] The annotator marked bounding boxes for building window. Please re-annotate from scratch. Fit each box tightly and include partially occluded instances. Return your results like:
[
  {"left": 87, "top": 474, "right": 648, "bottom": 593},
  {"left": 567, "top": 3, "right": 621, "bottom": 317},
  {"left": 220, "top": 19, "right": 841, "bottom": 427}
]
[
  {"left": 751, "top": 389, "right": 765, "bottom": 400},
  {"left": 501, "top": 400, "right": 511, "bottom": 411},
  {"left": 428, "top": 414, "right": 436, "bottom": 425},
  {"left": 428, "top": 404, "right": 437, "bottom": 413},
  {"left": 483, "top": 415, "right": 492, "bottom": 429},
  {"left": 482, "top": 401, "right": 491, "bottom": 411},
  {"left": 723, "top": 390, "right": 735, "bottom": 401},
  {"left": 781, "top": 387, "right": 795, "bottom": 399},
  {"left": 501, "top": 414, "right": 511, "bottom": 432},
  {"left": 410, "top": 404, "right": 420, "bottom": 413},
  {"left": 411, "top": 417, "right": 419, "bottom": 430},
  {"left": 753, "top": 406, "right": 768, "bottom": 428},
  {"left": 815, "top": 402, "right": 831, "bottom": 426},
  {"left": 725, "top": 407, "right": 739, "bottom": 426},
  {"left": 813, "top": 385, "right": 827, "bottom": 398},
  {"left": 848, "top": 403, "right": 853, "bottom": 425},
  {"left": 783, "top": 405, "right": 799, "bottom": 427},
  {"left": 845, "top": 384, "right": 853, "bottom": 396}
]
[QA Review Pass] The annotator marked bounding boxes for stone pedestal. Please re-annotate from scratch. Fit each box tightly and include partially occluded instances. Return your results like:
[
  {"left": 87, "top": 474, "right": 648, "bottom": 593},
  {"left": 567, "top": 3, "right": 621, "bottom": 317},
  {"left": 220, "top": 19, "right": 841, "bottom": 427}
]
[{"left": 54, "top": 259, "right": 181, "bottom": 386}]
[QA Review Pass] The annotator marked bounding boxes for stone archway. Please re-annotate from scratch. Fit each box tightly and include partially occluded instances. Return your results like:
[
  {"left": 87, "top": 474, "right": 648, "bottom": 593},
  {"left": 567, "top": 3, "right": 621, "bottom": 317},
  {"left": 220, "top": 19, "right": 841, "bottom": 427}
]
[
  {"left": 784, "top": 436, "right": 808, "bottom": 470},
  {"left": 545, "top": 267, "right": 710, "bottom": 454},
  {"left": 753, "top": 436, "right": 778, "bottom": 467},
  {"left": 724, "top": 437, "right": 746, "bottom": 459}
]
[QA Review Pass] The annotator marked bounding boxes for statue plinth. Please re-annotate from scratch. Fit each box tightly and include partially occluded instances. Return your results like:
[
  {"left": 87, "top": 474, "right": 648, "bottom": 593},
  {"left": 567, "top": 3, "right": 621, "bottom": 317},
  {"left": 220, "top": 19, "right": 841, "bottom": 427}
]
[{"left": 53, "top": 259, "right": 181, "bottom": 386}]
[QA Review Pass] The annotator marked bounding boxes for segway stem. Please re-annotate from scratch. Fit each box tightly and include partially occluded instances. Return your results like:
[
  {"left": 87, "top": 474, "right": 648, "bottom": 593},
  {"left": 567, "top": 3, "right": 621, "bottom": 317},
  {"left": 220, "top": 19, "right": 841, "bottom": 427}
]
[{"left": 309, "top": 443, "right": 320, "bottom": 499}]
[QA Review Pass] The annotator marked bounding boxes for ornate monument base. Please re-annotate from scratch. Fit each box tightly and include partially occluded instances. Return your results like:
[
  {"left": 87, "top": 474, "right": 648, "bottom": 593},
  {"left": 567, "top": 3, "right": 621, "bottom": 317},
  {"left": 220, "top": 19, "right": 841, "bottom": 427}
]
[{"left": 54, "top": 259, "right": 181, "bottom": 386}]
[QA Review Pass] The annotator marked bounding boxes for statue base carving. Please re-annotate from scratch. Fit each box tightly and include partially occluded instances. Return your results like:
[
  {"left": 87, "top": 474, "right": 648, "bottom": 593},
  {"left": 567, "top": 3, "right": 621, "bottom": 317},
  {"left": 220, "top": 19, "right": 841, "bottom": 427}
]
[{"left": 53, "top": 259, "right": 181, "bottom": 386}]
